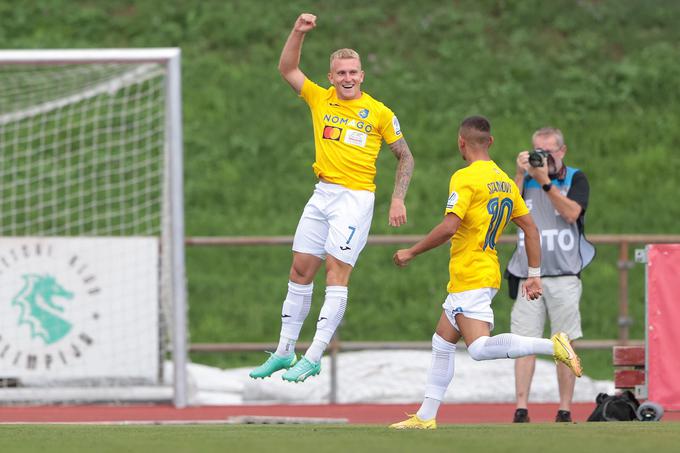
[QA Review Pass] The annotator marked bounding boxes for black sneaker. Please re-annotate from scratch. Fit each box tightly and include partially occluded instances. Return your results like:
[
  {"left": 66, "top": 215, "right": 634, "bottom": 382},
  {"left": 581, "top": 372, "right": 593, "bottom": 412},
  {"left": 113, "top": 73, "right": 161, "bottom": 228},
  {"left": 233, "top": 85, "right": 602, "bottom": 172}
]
[
  {"left": 555, "top": 410, "right": 572, "bottom": 422},
  {"left": 513, "top": 408, "right": 530, "bottom": 423}
]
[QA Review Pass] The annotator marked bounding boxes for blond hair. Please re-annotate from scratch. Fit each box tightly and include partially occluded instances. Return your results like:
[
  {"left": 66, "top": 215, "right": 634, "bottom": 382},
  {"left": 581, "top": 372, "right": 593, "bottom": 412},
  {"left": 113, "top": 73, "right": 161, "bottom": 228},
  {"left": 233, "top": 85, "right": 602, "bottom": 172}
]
[
  {"left": 533, "top": 127, "right": 565, "bottom": 148},
  {"left": 329, "top": 48, "right": 361, "bottom": 71}
]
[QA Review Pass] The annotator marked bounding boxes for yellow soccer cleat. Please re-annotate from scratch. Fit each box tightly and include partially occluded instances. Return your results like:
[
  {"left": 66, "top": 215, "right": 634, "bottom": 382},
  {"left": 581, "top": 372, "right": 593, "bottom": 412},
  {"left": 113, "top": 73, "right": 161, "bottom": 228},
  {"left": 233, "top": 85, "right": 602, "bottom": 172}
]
[
  {"left": 552, "top": 332, "right": 583, "bottom": 377},
  {"left": 389, "top": 414, "right": 437, "bottom": 430}
]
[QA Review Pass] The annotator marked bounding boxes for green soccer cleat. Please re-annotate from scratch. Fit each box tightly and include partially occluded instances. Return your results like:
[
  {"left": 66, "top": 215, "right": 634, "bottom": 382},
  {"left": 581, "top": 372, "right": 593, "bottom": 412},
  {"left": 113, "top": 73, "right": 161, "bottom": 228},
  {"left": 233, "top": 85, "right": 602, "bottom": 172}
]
[
  {"left": 249, "top": 352, "right": 297, "bottom": 379},
  {"left": 281, "top": 356, "right": 321, "bottom": 383}
]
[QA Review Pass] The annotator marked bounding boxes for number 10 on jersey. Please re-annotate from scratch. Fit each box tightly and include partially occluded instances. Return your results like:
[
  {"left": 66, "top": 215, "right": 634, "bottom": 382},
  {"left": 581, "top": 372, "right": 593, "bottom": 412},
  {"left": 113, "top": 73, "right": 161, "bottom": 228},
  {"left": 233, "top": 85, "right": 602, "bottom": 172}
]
[{"left": 483, "top": 197, "right": 513, "bottom": 251}]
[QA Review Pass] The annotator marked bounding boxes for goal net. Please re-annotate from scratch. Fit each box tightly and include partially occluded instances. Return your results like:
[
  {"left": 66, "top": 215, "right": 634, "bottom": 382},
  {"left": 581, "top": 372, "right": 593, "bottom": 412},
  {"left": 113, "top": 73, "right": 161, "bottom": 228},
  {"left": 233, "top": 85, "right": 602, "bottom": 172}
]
[{"left": 0, "top": 49, "right": 188, "bottom": 406}]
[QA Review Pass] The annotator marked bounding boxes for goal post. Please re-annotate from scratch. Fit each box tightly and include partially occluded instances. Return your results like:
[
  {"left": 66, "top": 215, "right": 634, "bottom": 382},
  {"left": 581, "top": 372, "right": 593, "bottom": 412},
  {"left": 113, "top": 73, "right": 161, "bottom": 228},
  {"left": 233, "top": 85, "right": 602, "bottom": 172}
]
[{"left": 0, "top": 49, "right": 188, "bottom": 407}]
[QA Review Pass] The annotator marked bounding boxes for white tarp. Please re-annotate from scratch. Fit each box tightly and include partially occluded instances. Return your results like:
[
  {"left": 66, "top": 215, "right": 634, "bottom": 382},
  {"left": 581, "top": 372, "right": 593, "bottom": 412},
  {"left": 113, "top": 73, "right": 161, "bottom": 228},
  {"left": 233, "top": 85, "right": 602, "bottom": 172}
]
[{"left": 178, "top": 350, "right": 614, "bottom": 405}]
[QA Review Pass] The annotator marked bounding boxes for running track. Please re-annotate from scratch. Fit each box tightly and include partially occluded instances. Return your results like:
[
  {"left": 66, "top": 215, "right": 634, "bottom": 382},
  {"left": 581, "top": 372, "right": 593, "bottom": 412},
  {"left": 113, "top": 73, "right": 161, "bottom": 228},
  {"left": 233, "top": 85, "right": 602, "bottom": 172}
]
[{"left": 1, "top": 403, "right": 678, "bottom": 424}]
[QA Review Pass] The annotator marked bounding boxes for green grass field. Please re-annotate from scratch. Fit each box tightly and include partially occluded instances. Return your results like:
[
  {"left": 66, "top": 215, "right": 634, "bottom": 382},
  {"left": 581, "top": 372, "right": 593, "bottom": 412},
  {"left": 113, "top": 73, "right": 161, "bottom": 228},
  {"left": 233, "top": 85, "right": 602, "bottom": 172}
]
[{"left": 3, "top": 423, "right": 680, "bottom": 453}]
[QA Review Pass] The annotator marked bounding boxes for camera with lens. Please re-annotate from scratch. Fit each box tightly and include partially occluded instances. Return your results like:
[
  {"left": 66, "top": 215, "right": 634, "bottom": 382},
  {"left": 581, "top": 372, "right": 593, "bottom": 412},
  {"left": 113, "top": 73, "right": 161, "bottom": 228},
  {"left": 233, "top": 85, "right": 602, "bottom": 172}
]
[{"left": 528, "top": 149, "right": 550, "bottom": 168}]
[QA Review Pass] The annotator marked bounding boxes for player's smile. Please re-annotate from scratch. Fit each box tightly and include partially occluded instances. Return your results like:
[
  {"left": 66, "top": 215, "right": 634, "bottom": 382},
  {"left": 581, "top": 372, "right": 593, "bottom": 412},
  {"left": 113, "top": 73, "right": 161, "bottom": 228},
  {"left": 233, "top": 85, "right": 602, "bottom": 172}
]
[{"left": 340, "top": 83, "right": 356, "bottom": 94}]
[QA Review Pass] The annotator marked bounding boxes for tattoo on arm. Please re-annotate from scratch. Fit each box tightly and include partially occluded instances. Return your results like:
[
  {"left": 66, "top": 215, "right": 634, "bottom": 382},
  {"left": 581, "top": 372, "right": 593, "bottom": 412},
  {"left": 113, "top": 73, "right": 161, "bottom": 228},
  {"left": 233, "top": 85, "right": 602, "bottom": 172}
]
[{"left": 389, "top": 138, "right": 414, "bottom": 199}]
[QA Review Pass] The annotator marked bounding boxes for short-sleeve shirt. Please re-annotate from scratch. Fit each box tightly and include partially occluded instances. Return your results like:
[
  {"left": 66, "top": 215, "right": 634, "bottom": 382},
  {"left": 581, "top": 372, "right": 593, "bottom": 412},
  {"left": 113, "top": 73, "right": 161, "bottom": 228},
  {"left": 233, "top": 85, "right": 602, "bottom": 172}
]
[
  {"left": 445, "top": 160, "right": 529, "bottom": 292},
  {"left": 300, "top": 78, "right": 403, "bottom": 192}
]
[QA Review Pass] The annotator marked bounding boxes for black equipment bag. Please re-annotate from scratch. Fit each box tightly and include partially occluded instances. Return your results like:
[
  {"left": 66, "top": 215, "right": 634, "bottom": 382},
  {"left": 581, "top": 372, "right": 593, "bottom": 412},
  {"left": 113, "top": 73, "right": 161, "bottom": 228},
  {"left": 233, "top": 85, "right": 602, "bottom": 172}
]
[{"left": 587, "top": 390, "right": 640, "bottom": 422}]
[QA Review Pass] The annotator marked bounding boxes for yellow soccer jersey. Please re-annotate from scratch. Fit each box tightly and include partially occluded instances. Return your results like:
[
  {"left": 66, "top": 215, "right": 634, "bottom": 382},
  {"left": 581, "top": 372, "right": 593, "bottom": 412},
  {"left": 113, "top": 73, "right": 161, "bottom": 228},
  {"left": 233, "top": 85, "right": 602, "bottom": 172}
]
[
  {"left": 300, "top": 78, "right": 403, "bottom": 192},
  {"left": 444, "top": 160, "right": 529, "bottom": 292}
]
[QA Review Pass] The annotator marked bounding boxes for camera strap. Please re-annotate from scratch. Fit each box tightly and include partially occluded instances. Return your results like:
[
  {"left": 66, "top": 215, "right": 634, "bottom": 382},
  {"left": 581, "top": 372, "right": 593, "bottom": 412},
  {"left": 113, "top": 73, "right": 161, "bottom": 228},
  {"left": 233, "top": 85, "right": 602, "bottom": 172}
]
[{"left": 548, "top": 162, "right": 566, "bottom": 181}]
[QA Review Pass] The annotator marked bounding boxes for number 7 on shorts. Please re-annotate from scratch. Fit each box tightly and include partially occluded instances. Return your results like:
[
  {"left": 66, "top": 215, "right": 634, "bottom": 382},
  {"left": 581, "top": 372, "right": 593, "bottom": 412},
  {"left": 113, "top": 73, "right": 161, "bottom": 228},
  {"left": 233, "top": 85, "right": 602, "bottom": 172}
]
[{"left": 346, "top": 226, "right": 356, "bottom": 244}]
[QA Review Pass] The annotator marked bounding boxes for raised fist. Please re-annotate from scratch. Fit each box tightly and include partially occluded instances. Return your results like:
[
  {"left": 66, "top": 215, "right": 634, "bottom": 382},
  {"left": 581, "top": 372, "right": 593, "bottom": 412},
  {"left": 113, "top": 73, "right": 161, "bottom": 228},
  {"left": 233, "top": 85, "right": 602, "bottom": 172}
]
[{"left": 294, "top": 13, "right": 317, "bottom": 33}]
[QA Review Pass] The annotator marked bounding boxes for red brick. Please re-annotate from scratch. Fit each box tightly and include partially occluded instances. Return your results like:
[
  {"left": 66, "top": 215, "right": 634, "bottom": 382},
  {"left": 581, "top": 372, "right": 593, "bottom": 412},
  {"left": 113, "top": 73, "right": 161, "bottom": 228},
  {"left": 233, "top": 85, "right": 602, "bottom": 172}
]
[
  {"left": 614, "top": 369, "right": 645, "bottom": 388},
  {"left": 613, "top": 346, "right": 645, "bottom": 366}
]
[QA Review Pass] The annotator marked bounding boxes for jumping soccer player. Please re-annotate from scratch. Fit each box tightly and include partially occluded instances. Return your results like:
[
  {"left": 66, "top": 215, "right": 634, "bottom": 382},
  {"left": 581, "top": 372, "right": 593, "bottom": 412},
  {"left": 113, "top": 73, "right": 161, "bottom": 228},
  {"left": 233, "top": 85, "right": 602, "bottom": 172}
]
[{"left": 249, "top": 13, "right": 414, "bottom": 383}]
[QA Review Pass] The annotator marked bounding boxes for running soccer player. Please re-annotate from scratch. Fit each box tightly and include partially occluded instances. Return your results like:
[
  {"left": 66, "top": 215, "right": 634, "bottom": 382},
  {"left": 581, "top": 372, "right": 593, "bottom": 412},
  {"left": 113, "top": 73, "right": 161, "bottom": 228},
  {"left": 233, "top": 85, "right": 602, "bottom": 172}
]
[
  {"left": 249, "top": 13, "right": 414, "bottom": 383},
  {"left": 389, "top": 116, "right": 581, "bottom": 429}
]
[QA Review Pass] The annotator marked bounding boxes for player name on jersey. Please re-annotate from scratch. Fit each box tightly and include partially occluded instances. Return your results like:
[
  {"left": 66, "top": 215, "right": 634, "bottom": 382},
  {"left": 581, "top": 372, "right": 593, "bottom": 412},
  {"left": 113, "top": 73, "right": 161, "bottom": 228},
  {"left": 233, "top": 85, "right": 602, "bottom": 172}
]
[{"left": 487, "top": 181, "right": 513, "bottom": 195}]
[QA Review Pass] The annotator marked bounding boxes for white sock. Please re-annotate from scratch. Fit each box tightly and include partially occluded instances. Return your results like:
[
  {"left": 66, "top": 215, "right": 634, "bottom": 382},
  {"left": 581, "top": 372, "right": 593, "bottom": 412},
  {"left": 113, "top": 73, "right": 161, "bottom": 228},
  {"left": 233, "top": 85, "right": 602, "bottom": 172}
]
[
  {"left": 314, "top": 286, "right": 348, "bottom": 343},
  {"left": 275, "top": 337, "right": 296, "bottom": 357},
  {"left": 417, "top": 398, "right": 441, "bottom": 421},
  {"left": 467, "top": 333, "right": 553, "bottom": 361},
  {"left": 276, "top": 281, "right": 313, "bottom": 356},
  {"left": 305, "top": 286, "right": 348, "bottom": 362},
  {"left": 304, "top": 339, "right": 327, "bottom": 364},
  {"left": 418, "top": 333, "right": 457, "bottom": 420}
]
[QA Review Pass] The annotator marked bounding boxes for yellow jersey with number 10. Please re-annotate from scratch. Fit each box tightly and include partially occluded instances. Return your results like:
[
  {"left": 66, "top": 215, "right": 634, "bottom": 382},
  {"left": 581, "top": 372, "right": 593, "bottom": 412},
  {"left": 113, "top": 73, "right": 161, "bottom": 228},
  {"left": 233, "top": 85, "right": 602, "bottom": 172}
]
[
  {"left": 300, "top": 78, "right": 403, "bottom": 192},
  {"left": 445, "top": 160, "right": 529, "bottom": 293}
]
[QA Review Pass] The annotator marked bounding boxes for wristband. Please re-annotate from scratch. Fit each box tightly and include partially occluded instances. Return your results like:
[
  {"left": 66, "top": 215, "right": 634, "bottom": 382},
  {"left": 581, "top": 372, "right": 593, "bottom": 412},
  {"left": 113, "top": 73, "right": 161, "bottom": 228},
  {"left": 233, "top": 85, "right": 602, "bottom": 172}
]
[{"left": 527, "top": 267, "right": 541, "bottom": 278}]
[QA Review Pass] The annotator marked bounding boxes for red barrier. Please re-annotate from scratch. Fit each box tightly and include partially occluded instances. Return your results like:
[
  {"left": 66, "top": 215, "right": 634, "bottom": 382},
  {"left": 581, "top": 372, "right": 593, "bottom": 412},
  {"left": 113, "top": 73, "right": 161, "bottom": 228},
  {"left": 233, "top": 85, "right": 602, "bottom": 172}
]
[{"left": 647, "top": 244, "right": 680, "bottom": 410}]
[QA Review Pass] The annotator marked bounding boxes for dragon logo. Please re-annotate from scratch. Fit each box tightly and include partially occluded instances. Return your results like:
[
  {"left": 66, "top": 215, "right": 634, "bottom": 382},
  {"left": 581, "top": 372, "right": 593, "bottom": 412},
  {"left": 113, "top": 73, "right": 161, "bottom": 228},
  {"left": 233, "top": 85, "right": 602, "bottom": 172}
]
[{"left": 12, "top": 274, "right": 74, "bottom": 345}]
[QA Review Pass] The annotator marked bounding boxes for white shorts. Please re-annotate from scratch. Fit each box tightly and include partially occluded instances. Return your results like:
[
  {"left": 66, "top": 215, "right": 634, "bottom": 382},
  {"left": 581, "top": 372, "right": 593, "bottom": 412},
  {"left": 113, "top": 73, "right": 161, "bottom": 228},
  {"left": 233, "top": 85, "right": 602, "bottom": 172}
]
[
  {"left": 292, "top": 181, "right": 375, "bottom": 267},
  {"left": 510, "top": 275, "right": 583, "bottom": 340},
  {"left": 442, "top": 288, "right": 498, "bottom": 332}
]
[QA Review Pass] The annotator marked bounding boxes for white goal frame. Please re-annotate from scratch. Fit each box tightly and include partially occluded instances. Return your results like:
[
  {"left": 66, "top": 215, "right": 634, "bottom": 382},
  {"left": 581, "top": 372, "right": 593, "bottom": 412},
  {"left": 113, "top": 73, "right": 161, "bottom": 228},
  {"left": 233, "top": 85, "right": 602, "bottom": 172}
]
[{"left": 0, "top": 48, "right": 188, "bottom": 407}]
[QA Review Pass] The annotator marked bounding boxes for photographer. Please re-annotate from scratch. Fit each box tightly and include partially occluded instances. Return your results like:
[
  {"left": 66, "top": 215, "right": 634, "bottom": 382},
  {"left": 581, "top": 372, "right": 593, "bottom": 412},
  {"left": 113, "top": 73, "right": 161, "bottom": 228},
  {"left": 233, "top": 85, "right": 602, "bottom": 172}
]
[{"left": 506, "top": 127, "right": 595, "bottom": 423}]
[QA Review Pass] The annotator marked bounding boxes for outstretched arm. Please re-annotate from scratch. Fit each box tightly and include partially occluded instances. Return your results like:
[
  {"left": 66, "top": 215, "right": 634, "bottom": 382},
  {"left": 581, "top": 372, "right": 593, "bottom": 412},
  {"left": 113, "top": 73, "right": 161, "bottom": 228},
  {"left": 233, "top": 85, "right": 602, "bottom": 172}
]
[
  {"left": 393, "top": 213, "right": 460, "bottom": 267},
  {"left": 388, "top": 137, "right": 414, "bottom": 227},
  {"left": 279, "top": 13, "right": 316, "bottom": 93},
  {"left": 512, "top": 213, "right": 542, "bottom": 300}
]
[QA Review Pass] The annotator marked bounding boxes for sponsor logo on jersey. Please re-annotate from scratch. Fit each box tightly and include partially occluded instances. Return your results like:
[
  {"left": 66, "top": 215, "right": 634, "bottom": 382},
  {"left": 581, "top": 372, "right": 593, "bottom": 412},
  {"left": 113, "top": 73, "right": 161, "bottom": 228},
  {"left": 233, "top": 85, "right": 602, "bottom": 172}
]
[
  {"left": 323, "top": 114, "right": 374, "bottom": 133},
  {"left": 392, "top": 116, "right": 402, "bottom": 135},
  {"left": 446, "top": 191, "right": 459, "bottom": 209},
  {"left": 358, "top": 109, "right": 369, "bottom": 118},
  {"left": 323, "top": 126, "right": 342, "bottom": 140},
  {"left": 343, "top": 130, "right": 367, "bottom": 147}
]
